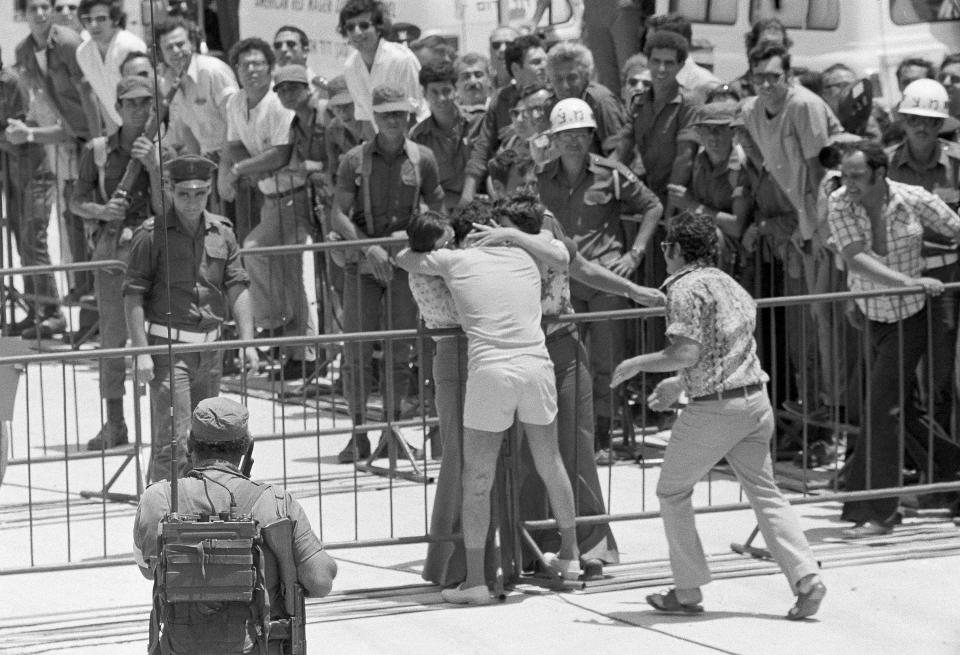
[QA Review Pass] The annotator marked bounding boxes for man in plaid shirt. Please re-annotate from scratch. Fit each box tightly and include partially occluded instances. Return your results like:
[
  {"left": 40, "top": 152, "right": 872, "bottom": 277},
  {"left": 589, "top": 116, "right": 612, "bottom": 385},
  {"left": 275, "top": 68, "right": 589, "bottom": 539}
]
[{"left": 828, "top": 140, "right": 960, "bottom": 538}]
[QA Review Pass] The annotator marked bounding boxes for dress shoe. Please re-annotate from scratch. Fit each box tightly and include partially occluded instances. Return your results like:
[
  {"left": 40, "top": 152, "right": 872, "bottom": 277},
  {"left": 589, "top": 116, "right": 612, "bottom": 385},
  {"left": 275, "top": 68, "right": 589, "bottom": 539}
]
[
  {"left": 86, "top": 421, "right": 129, "bottom": 450},
  {"left": 21, "top": 314, "right": 66, "bottom": 340},
  {"left": 337, "top": 434, "right": 371, "bottom": 463},
  {"left": 840, "top": 521, "right": 893, "bottom": 539},
  {"left": 440, "top": 584, "right": 492, "bottom": 605},
  {"left": 543, "top": 552, "right": 580, "bottom": 581},
  {"left": 581, "top": 559, "right": 603, "bottom": 580},
  {"left": 270, "top": 358, "right": 319, "bottom": 381},
  {"left": 595, "top": 448, "right": 618, "bottom": 466}
]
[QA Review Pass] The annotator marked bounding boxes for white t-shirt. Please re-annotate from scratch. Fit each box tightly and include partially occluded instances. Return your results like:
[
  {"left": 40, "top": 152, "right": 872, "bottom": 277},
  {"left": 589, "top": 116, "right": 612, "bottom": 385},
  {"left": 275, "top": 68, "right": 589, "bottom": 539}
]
[
  {"left": 75, "top": 29, "right": 147, "bottom": 132},
  {"left": 343, "top": 39, "right": 426, "bottom": 126},
  {"left": 396, "top": 246, "right": 549, "bottom": 367},
  {"left": 225, "top": 88, "right": 294, "bottom": 194}
]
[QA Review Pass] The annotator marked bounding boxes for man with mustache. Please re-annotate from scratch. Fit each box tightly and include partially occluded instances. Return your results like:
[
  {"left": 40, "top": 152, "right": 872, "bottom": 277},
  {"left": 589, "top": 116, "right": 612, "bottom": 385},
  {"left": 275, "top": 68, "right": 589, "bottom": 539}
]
[{"left": 453, "top": 52, "right": 492, "bottom": 119}]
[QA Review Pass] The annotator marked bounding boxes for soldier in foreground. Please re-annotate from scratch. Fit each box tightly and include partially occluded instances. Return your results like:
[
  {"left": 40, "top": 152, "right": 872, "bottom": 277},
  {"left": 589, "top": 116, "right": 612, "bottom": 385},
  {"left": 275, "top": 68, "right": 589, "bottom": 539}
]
[{"left": 134, "top": 397, "right": 337, "bottom": 654}]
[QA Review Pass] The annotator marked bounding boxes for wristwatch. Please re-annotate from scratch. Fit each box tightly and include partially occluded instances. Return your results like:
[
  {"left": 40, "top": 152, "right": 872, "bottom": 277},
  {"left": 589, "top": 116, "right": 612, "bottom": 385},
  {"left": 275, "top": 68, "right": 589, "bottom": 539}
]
[
  {"left": 629, "top": 245, "right": 643, "bottom": 259},
  {"left": 26, "top": 129, "right": 34, "bottom": 143}
]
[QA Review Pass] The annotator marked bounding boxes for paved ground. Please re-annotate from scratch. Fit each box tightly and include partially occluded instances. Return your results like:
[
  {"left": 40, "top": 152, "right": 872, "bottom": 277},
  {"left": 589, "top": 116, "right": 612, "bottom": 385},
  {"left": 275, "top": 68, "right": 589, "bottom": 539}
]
[{"left": 1, "top": 348, "right": 960, "bottom": 654}]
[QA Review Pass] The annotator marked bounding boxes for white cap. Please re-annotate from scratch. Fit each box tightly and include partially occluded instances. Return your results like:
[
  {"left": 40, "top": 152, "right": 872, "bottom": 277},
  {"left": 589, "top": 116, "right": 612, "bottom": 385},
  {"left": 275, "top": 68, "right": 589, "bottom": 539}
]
[
  {"left": 898, "top": 79, "right": 951, "bottom": 119},
  {"left": 549, "top": 98, "right": 597, "bottom": 134}
]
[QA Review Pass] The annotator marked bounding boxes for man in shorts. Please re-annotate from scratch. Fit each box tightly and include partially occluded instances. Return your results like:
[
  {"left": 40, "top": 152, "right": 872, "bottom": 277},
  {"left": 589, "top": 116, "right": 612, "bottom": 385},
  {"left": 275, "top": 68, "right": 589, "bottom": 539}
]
[{"left": 396, "top": 205, "right": 581, "bottom": 604}]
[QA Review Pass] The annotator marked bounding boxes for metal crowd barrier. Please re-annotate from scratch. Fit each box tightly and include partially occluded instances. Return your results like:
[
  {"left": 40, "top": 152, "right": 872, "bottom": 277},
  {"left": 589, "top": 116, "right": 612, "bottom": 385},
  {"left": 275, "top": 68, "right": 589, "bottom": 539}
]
[{"left": 0, "top": 236, "right": 958, "bottom": 581}]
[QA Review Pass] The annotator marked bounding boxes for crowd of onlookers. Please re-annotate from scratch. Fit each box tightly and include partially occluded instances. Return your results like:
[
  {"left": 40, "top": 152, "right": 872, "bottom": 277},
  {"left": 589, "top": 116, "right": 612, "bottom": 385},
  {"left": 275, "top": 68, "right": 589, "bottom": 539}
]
[{"left": 2, "top": 0, "right": 960, "bottom": 516}]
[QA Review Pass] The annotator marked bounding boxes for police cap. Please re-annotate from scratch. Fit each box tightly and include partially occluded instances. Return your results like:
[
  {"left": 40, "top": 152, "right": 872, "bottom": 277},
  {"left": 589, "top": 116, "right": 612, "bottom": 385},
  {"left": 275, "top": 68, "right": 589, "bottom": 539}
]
[
  {"left": 372, "top": 84, "right": 414, "bottom": 113},
  {"left": 167, "top": 154, "right": 217, "bottom": 189},
  {"left": 191, "top": 397, "right": 249, "bottom": 443},
  {"left": 116, "top": 75, "right": 155, "bottom": 100}
]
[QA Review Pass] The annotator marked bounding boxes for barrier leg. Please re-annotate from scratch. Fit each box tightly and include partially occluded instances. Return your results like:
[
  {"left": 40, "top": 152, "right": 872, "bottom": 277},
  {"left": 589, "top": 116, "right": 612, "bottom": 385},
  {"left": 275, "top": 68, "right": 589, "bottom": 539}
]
[
  {"left": 730, "top": 524, "right": 772, "bottom": 560},
  {"left": 355, "top": 425, "right": 432, "bottom": 484},
  {"left": 80, "top": 385, "right": 146, "bottom": 503}
]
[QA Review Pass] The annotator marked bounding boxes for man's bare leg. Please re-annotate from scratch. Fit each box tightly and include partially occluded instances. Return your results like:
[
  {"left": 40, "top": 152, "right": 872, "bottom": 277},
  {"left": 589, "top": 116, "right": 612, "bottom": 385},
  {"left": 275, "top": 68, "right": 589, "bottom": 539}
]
[
  {"left": 523, "top": 420, "right": 580, "bottom": 564},
  {"left": 461, "top": 426, "right": 507, "bottom": 590}
]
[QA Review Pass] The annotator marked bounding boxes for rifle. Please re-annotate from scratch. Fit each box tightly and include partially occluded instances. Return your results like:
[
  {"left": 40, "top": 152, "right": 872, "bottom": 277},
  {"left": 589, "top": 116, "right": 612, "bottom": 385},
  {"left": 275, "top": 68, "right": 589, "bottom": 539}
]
[
  {"left": 111, "top": 73, "right": 184, "bottom": 207},
  {"left": 240, "top": 437, "right": 255, "bottom": 477},
  {"left": 261, "top": 517, "right": 306, "bottom": 655}
]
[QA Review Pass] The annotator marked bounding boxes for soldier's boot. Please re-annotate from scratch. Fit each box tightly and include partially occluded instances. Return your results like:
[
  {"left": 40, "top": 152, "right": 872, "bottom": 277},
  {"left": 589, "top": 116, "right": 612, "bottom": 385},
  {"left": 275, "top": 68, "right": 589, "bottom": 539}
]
[{"left": 87, "top": 421, "right": 129, "bottom": 450}]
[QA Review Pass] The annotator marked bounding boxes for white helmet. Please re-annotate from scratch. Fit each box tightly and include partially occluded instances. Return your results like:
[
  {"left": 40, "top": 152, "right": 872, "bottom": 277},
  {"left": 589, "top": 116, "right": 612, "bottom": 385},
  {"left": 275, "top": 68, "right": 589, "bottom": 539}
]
[
  {"left": 549, "top": 98, "right": 597, "bottom": 134},
  {"left": 898, "top": 79, "right": 951, "bottom": 119}
]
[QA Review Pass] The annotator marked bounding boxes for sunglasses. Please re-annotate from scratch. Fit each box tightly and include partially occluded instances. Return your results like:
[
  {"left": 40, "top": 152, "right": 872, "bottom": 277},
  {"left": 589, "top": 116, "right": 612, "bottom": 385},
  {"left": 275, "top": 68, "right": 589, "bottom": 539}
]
[
  {"left": 273, "top": 39, "right": 299, "bottom": 50},
  {"left": 490, "top": 40, "right": 512, "bottom": 50},
  {"left": 939, "top": 73, "right": 960, "bottom": 86},
  {"left": 750, "top": 71, "right": 785, "bottom": 85},
  {"left": 55, "top": 3, "right": 77, "bottom": 11},
  {"left": 903, "top": 114, "right": 945, "bottom": 127},
  {"left": 344, "top": 20, "right": 371, "bottom": 32},
  {"left": 80, "top": 14, "right": 111, "bottom": 24},
  {"left": 660, "top": 241, "right": 675, "bottom": 253}
]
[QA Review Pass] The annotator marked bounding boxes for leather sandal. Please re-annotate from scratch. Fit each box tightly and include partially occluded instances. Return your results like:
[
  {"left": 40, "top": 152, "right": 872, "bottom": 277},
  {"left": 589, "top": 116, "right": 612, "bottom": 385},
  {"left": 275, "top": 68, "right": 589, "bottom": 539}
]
[
  {"left": 787, "top": 580, "right": 826, "bottom": 620},
  {"left": 646, "top": 589, "right": 704, "bottom": 614}
]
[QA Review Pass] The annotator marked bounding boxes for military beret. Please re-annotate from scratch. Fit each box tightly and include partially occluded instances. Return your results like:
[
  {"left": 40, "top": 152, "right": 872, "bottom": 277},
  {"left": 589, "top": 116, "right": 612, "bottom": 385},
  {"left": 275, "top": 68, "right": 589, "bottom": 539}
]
[
  {"left": 117, "top": 75, "right": 154, "bottom": 100},
  {"left": 167, "top": 154, "right": 217, "bottom": 188},
  {"left": 191, "top": 397, "right": 249, "bottom": 443},
  {"left": 372, "top": 84, "right": 414, "bottom": 113},
  {"left": 273, "top": 64, "right": 310, "bottom": 89},
  {"left": 327, "top": 75, "right": 352, "bottom": 106}
]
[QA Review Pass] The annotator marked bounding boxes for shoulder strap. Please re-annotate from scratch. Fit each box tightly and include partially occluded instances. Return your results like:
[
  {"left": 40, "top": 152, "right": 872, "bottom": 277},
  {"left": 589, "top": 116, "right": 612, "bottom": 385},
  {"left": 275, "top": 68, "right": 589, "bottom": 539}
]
[
  {"left": 404, "top": 139, "right": 421, "bottom": 216},
  {"left": 91, "top": 136, "right": 109, "bottom": 201},
  {"left": 360, "top": 140, "right": 376, "bottom": 237}
]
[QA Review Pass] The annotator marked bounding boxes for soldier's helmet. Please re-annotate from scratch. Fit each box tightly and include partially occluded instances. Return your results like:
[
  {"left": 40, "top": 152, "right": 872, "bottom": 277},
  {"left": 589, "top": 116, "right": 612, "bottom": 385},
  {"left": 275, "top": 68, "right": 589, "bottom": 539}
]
[
  {"left": 898, "top": 79, "right": 951, "bottom": 119},
  {"left": 549, "top": 98, "right": 597, "bottom": 134}
]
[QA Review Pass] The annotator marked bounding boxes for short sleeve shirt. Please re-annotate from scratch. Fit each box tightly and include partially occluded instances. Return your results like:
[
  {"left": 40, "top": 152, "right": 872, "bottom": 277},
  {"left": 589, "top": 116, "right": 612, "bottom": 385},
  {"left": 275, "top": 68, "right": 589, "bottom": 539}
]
[
  {"left": 828, "top": 179, "right": 960, "bottom": 322},
  {"left": 336, "top": 140, "right": 443, "bottom": 237},
  {"left": 741, "top": 85, "right": 839, "bottom": 240},
  {"left": 409, "top": 109, "right": 482, "bottom": 197},
  {"left": 167, "top": 54, "right": 238, "bottom": 155},
  {"left": 122, "top": 210, "right": 250, "bottom": 331},
  {"left": 537, "top": 154, "right": 661, "bottom": 266},
  {"left": 226, "top": 89, "right": 294, "bottom": 194},
  {"left": 408, "top": 272, "right": 460, "bottom": 331},
  {"left": 342, "top": 39, "right": 425, "bottom": 124},
  {"left": 73, "top": 133, "right": 152, "bottom": 226},
  {"left": 664, "top": 264, "right": 768, "bottom": 397},
  {"left": 614, "top": 86, "right": 699, "bottom": 197}
]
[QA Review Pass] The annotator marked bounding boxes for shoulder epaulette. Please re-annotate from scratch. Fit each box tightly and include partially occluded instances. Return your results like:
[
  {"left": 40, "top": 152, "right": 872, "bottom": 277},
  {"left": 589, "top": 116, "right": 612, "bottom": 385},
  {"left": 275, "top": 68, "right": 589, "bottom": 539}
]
[{"left": 591, "top": 154, "right": 640, "bottom": 185}]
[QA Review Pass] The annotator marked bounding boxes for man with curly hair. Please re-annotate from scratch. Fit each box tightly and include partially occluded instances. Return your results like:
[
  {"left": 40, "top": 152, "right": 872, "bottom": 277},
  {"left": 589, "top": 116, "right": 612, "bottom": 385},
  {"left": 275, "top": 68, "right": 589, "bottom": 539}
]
[{"left": 612, "top": 211, "right": 826, "bottom": 620}]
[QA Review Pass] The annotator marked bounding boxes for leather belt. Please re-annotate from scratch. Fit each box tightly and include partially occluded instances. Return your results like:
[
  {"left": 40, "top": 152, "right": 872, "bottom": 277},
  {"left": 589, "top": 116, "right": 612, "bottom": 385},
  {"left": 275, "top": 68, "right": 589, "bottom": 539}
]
[
  {"left": 923, "top": 253, "right": 959, "bottom": 270},
  {"left": 147, "top": 322, "right": 220, "bottom": 343},
  {"left": 691, "top": 382, "right": 765, "bottom": 402},
  {"left": 262, "top": 185, "right": 306, "bottom": 200}
]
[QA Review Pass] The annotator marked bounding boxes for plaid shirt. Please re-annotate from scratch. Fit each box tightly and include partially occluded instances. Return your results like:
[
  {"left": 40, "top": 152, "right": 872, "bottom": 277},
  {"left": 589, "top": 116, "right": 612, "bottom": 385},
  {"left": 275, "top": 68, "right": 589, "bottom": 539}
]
[{"left": 828, "top": 179, "right": 960, "bottom": 322}]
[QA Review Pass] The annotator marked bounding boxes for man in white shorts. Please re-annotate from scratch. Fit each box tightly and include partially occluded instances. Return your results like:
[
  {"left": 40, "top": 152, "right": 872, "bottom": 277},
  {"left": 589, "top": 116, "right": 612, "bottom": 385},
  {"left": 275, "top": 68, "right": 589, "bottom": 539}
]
[{"left": 396, "top": 204, "right": 581, "bottom": 604}]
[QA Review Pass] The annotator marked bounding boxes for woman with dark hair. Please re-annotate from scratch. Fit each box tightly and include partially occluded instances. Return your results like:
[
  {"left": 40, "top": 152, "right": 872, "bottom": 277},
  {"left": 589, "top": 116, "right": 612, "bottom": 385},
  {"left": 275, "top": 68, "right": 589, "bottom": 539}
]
[{"left": 612, "top": 211, "right": 826, "bottom": 620}]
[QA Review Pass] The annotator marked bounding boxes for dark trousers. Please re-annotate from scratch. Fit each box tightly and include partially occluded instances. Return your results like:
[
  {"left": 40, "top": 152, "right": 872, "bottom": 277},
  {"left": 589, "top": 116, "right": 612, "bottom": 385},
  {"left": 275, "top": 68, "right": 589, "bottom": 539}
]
[{"left": 842, "top": 310, "right": 927, "bottom": 524}]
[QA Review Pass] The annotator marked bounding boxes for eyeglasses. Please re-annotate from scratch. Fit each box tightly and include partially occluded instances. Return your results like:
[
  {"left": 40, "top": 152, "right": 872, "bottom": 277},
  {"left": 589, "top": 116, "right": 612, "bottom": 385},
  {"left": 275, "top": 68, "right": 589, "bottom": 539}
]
[
  {"left": 238, "top": 59, "right": 269, "bottom": 70},
  {"left": 273, "top": 39, "right": 299, "bottom": 50},
  {"left": 80, "top": 14, "right": 111, "bottom": 24},
  {"left": 26, "top": 4, "right": 52, "bottom": 13},
  {"left": 55, "top": 3, "right": 77, "bottom": 12},
  {"left": 344, "top": 20, "right": 371, "bottom": 32},
  {"left": 750, "top": 71, "right": 785, "bottom": 85},
  {"left": 903, "top": 114, "right": 945, "bottom": 128},
  {"left": 660, "top": 241, "right": 675, "bottom": 253},
  {"left": 490, "top": 40, "right": 512, "bottom": 50}
]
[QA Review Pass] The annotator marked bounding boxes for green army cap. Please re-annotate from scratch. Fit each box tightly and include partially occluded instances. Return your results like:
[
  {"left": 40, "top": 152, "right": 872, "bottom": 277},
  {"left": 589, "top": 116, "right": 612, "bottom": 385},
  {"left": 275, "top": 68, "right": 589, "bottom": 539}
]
[
  {"left": 372, "top": 84, "right": 414, "bottom": 113},
  {"left": 692, "top": 100, "right": 738, "bottom": 127},
  {"left": 327, "top": 75, "right": 352, "bottom": 106},
  {"left": 116, "top": 75, "right": 155, "bottom": 100},
  {"left": 167, "top": 154, "right": 217, "bottom": 190},
  {"left": 273, "top": 64, "right": 310, "bottom": 90},
  {"left": 191, "top": 397, "right": 249, "bottom": 443}
]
